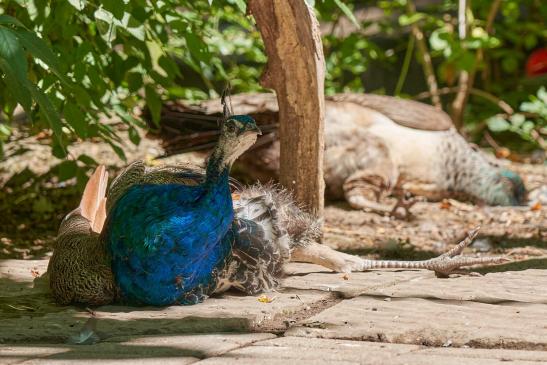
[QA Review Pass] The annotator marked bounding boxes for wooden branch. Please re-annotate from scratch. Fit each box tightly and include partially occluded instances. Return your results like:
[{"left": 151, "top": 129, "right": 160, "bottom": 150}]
[
  {"left": 249, "top": 0, "right": 325, "bottom": 217},
  {"left": 451, "top": 0, "right": 502, "bottom": 129},
  {"left": 407, "top": 0, "right": 442, "bottom": 109},
  {"left": 413, "top": 86, "right": 514, "bottom": 115}
]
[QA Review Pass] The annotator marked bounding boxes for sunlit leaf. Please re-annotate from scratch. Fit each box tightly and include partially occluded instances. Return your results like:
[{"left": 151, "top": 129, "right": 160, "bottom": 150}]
[
  {"left": 487, "top": 116, "right": 510, "bottom": 132},
  {"left": 28, "top": 85, "right": 66, "bottom": 151},
  {"left": 333, "top": 0, "right": 360, "bottom": 28},
  {"left": 14, "top": 29, "right": 72, "bottom": 87},
  {"left": 102, "top": 0, "right": 125, "bottom": 20},
  {"left": 67, "top": 0, "right": 86, "bottom": 11}
]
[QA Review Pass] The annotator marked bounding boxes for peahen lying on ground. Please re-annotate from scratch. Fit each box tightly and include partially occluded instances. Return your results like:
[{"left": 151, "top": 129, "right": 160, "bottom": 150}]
[
  {"left": 153, "top": 93, "right": 527, "bottom": 219},
  {"left": 48, "top": 162, "right": 507, "bottom": 306}
]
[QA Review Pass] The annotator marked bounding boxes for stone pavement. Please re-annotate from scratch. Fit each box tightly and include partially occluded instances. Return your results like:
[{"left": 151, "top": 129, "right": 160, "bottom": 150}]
[{"left": 1, "top": 259, "right": 547, "bottom": 364}]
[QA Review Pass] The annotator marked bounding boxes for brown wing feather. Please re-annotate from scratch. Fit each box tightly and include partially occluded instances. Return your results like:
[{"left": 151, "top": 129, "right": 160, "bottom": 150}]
[
  {"left": 195, "top": 92, "right": 452, "bottom": 130},
  {"left": 79, "top": 165, "right": 108, "bottom": 229},
  {"left": 327, "top": 93, "right": 453, "bottom": 131}
]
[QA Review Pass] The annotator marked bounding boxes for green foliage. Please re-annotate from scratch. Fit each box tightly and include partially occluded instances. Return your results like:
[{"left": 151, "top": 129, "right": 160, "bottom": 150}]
[
  {"left": 0, "top": 0, "right": 263, "bottom": 166},
  {"left": 315, "top": 0, "right": 546, "bottom": 151},
  {"left": 487, "top": 87, "right": 547, "bottom": 146},
  {"left": 0, "top": 0, "right": 545, "bottom": 168}
]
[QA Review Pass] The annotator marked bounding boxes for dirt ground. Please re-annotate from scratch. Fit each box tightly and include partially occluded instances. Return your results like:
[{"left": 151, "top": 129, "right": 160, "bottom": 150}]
[
  {"left": 1, "top": 127, "right": 546, "bottom": 266},
  {"left": 1, "top": 128, "right": 546, "bottom": 364}
]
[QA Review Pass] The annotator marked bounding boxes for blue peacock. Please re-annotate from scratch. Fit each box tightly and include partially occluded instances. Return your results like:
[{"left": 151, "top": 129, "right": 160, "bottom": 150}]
[{"left": 47, "top": 99, "right": 509, "bottom": 307}]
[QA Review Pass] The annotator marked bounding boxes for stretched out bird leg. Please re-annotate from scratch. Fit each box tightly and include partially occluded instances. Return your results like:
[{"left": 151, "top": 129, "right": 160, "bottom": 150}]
[{"left": 290, "top": 227, "right": 509, "bottom": 276}]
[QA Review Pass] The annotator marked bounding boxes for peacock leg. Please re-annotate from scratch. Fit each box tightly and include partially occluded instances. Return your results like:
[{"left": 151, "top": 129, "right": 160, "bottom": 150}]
[
  {"left": 290, "top": 243, "right": 365, "bottom": 273},
  {"left": 290, "top": 227, "right": 508, "bottom": 276}
]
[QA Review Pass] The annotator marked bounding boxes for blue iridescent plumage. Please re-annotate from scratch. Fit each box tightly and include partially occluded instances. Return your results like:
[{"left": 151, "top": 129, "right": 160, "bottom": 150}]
[{"left": 103, "top": 114, "right": 261, "bottom": 305}]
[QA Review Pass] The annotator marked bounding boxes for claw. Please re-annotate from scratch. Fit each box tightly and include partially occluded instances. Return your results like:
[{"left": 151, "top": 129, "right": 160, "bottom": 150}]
[{"left": 361, "top": 226, "right": 511, "bottom": 274}]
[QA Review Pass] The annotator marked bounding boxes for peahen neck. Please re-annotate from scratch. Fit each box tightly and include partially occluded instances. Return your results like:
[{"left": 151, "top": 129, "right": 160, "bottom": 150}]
[{"left": 437, "top": 132, "right": 505, "bottom": 203}]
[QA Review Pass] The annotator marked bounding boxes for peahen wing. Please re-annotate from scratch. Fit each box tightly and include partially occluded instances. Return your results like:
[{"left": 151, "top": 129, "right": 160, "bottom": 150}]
[{"left": 327, "top": 93, "right": 453, "bottom": 131}]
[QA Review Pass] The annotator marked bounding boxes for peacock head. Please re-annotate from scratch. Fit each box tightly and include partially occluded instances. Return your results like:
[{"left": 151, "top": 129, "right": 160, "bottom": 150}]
[
  {"left": 216, "top": 114, "right": 261, "bottom": 167},
  {"left": 487, "top": 169, "right": 527, "bottom": 206}
]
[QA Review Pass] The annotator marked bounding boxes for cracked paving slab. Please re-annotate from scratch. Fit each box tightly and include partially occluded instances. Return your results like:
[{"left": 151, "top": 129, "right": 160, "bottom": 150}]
[
  {"left": 286, "top": 296, "right": 547, "bottom": 350},
  {"left": 196, "top": 336, "right": 547, "bottom": 365},
  {"left": 283, "top": 263, "right": 547, "bottom": 303},
  {"left": 0, "top": 333, "right": 275, "bottom": 364},
  {"left": 0, "top": 260, "right": 330, "bottom": 343}
]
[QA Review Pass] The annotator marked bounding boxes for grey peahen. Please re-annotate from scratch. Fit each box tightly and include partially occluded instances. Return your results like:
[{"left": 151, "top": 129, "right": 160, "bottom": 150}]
[
  {"left": 154, "top": 93, "right": 527, "bottom": 219},
  {"left": 48, "top": 163, "right": 507, "bottom": 306}
]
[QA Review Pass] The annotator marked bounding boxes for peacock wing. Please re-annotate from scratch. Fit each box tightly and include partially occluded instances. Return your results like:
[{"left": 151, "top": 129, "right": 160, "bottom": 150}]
[{"left": 327, "top": 93, "right": 453, "bottom": 131}]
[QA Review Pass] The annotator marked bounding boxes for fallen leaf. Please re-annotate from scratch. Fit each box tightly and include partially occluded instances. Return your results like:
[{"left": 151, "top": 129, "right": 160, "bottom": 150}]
[
  {"left": 257, "top": 294, "right": 275, "bottom": 303},
  {"left": 30, "top": 268, "right": 40, "bottom": 278},
  {"left": 495, "top": 148, "right": 511, "bottom": 159},
  {"left": 440, "top": 200, "right": 451, "bottom": 210},
  {"left": 531, "top": 202, "right": 542, "bottom": 211},
  {"left": 67, "top": 317, "right": 100, "bottom": 345}
]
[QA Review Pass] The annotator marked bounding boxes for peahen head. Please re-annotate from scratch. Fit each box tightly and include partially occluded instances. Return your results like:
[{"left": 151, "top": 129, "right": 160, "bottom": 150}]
[
  {"left": 213, "top": 114, "right": 261, "bottom": 168},
  {"left": 486, "top": 169, "right": 527, "bottom": 206}
]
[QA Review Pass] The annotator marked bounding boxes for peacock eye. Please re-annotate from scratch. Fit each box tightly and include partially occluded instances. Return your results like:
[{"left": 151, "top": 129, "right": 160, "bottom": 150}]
[{"left": 225, "top": 120, "right": 237, "bottom": 134}]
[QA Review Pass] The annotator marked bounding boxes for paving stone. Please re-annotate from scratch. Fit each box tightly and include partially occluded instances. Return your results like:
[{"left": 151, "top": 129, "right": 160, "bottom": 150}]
[
  {"left": 286, "top": 296, "right": 547, "bottom": 350},
  {"left": 283, "top": 263, "right": 547, "bottom": 303},
  {"left": 1, "top": 333, "right": 273, "bottom": 364},
  {"left": 0, "top": 260, "right": 49, "bottom": 297},
  {"left": 197, "top": 337, "right": 547, "bottom": 365},
  {"left": 0, "top": 260, "right": 329, "bottom": 343}
]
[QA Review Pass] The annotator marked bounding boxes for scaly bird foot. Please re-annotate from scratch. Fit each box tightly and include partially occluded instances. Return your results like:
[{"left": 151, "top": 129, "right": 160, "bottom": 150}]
[{"left": 359, "top": 226, "right": 510, "bottom": 275}]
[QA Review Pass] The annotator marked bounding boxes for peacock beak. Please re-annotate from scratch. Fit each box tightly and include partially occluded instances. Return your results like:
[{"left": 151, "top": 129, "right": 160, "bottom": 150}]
[{"left": 247, "top": 124, "right": 262, "bottom": 135}]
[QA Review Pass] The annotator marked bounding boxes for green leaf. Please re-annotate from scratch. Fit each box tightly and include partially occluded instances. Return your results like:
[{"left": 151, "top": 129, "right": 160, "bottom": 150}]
[
  {"left": 0, "top": 15, "right": 26, "bottom": 28},
  {"left": 0, "top": 27, "right": 32, "bottom": 112},
  {"left": 501, "top": 57, "right": 517, "bottom": 73},
  {"left": 0, "top": 59, "right": 32, "bottom": 113},
  {"left": 56, "top": 160, "right": 78, "bottom": 181},
  {"left": 77, "top": 154, "right": 97, "bottom": 166},
  {"left": 227, "top": 0, "right": 246, "bottom": 13},
  {"left": 64, "top": 103, "right": 88, "bottom": 138},
  {"left": 487, "top": 116, "right": 510, "bottom": 132},
  {"left": 399, "top": 13, "right": 425, "bottom": 26},
  {"left": 67, "top": 0, "right": 86, "bottom": 11},
  {"left": 128, "top": 126, "right": 141, "bottom": 145},
  {"left": 101, "top": 0, "right": 125, "bottom": 20},
  {"left": 184, "top": 33, "right": 211, "bottom": 63},
  {"left": 107, "top": 140, "right": 126, "bottom": 161},
  {"left": 29, "top": 85, "right": 66, "bottom": 151},
  {"left": 14, "top": 29, "right": 72, "bottom": 86},
  {"left": 0, "top": 27, "right": 28, "bottom": 83},
  {"left": 145, "top": 85, "right": 161, "bottom": 126},
  {"left": 333, "top": 0, "right": 360, "bottom": 28},
  {"left": 126, "top": 71, "right": 143, "bottom": 92}
]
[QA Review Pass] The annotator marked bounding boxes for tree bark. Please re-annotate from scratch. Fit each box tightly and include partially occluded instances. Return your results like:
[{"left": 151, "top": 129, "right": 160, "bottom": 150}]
[{"left": 248, "top": 0, "right": 325, "bottom": 217}]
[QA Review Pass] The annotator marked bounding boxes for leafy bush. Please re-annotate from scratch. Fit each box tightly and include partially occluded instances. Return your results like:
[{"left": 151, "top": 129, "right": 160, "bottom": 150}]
[
  {"left": 0, "top": 0, "right": 262, "bottom": 162},
  {"left": 1, "top": 0, "right": 545, "bottom": 164}
]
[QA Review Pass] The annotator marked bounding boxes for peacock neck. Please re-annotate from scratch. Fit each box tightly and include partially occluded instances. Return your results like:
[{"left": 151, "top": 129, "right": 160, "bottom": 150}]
[{"left": 204, "top": 147, "right": 230, "bottom": 188}]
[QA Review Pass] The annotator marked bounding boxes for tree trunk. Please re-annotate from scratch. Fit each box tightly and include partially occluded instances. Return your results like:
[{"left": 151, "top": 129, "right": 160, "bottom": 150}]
[{"left": 248, "top": 0, "right": 325, "bottom": 217}]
